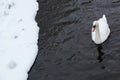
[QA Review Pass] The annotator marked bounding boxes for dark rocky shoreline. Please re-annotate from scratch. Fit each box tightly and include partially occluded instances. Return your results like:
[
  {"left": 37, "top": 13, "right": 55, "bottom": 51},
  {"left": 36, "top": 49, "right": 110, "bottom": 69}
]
[{"left": 28, "top": 0, "right": 120, "bottom": 80}]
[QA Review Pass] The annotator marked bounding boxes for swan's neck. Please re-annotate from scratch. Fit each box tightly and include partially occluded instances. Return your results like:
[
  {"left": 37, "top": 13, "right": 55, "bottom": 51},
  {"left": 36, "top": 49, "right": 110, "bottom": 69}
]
[{"left": 95, "top": 24, "right": 101, "bottom": 42}]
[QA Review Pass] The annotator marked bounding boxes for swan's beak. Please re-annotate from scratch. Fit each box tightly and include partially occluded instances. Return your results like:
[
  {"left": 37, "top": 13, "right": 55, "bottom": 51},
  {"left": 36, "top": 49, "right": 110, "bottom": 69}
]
[{"left": 92, "top": 26, "right": 96, "bottom": 32}]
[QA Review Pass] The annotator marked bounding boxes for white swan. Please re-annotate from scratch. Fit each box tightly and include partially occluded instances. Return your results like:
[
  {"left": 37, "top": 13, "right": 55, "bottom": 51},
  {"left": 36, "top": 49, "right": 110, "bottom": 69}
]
[{"left": 92, "top": 14, "right": 110, "bottom": 44}]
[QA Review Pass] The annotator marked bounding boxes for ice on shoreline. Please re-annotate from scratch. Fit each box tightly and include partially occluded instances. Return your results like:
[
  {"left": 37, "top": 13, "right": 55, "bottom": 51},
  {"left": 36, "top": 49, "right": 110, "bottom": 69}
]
[{"left": 0, "top": 0, "right": 39, "bottom": 80}]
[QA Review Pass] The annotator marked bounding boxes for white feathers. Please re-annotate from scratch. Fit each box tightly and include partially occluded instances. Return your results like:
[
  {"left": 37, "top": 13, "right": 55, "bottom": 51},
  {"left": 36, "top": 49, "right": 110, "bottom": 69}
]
[{"left": 92, "top": 14, "right": 110, "bottom": 44}]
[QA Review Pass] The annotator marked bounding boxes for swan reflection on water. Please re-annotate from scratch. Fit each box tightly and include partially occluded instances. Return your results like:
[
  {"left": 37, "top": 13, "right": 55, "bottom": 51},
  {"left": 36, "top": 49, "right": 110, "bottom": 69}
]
[{"left": 97, "top": 45, "right": 104, "bottom": 62}]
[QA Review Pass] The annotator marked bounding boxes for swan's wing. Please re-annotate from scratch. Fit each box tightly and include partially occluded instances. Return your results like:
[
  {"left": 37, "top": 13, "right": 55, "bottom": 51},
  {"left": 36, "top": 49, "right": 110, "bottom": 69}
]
[{"left": 98, "top": 17, "right": 110, "bottom": 41}]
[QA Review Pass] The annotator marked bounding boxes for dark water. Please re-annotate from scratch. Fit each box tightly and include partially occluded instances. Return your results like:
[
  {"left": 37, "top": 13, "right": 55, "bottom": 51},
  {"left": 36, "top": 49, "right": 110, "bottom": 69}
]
[{"left": 28, "top": 0, "right": 120, "bottom": 80}]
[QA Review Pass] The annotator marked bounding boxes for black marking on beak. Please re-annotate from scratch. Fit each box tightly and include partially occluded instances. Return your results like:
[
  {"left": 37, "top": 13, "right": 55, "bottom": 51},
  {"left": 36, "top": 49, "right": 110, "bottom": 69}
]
[{"left": 92, "top": 25, "right": 96, "bottom": 32}]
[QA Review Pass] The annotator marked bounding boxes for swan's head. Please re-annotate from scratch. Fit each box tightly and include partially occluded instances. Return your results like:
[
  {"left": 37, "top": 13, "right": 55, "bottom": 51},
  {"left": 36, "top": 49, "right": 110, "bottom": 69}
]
[{"left": 92, "top": 21, "right": 98, "bottom": 32}]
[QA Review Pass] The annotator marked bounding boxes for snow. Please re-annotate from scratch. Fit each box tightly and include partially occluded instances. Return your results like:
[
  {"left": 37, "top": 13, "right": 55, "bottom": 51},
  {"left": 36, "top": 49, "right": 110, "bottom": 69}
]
[{"left": 0, "top": 0, "right": 39, "bottom": 80}]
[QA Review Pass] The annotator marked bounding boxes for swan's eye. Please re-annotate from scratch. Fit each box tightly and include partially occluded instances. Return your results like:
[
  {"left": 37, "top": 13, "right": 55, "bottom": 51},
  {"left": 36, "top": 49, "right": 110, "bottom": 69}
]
[{"left": 92, "top": 26, "right": 96, "bottom": 32}]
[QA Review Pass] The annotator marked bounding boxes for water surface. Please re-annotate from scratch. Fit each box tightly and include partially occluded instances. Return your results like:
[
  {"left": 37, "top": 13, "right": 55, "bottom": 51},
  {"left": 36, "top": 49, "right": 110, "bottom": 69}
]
[{"left": 29, "top": 0, "right": 120, "bottom": 80}]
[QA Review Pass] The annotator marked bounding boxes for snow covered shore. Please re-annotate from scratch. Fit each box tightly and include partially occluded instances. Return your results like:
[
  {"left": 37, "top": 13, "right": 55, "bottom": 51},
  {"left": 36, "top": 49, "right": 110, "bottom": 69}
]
[{"left": 0, "top": 0, "right": 39, "bottom": 80}]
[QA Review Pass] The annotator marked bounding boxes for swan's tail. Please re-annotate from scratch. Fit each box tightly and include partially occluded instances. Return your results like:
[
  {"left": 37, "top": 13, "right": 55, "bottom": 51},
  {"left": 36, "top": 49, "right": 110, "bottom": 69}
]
[{"left": 102, "top": 14, "right": 107, "bottom": 22}]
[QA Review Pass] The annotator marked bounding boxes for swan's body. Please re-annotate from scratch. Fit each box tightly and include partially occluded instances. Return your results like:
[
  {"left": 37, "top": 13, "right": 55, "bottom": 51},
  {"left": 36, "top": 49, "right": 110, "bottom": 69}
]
[{"left": 92, "top": 14, "right": 110, "bottom": 44}]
